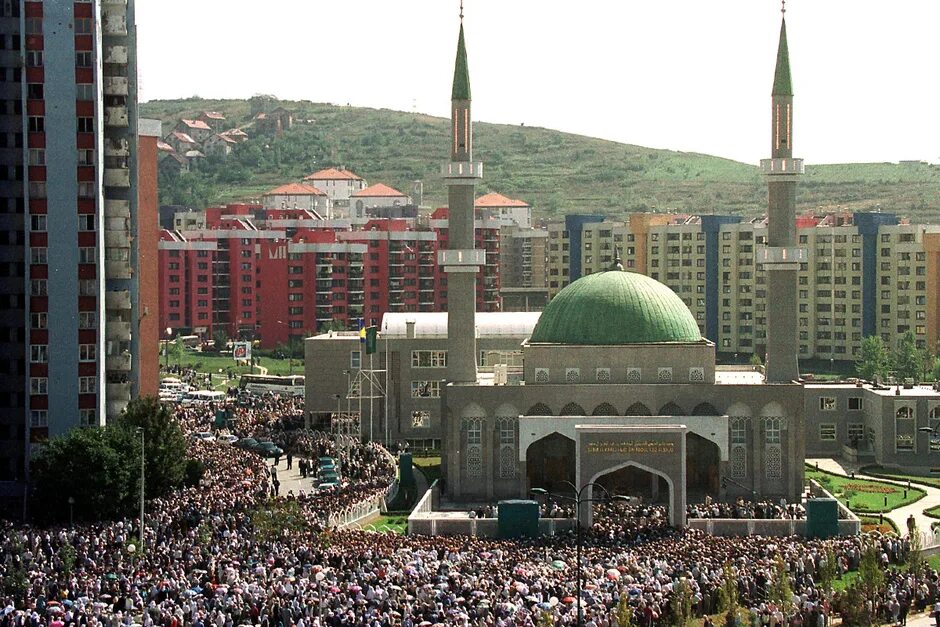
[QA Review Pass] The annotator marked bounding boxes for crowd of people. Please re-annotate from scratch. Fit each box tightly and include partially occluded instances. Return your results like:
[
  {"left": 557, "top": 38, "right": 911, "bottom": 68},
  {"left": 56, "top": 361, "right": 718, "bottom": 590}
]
[
  {"left": 688, "top": 499, "right": 807, "bottom": 520},
  {"left": 0, "top": 392, "right": 937, "bottom": 626}
]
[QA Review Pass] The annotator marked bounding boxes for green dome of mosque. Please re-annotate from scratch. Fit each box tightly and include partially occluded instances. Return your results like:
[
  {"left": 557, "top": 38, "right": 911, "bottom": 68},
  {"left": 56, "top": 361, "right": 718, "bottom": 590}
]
[{"left": 529, "top": 271, "right": 702, "bottom": 345}]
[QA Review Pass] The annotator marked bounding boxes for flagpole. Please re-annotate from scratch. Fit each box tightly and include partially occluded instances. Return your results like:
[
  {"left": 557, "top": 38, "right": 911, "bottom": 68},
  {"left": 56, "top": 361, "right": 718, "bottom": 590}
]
[
  {"left": 369, "top": 351, "right": 374, "bottom": 443},
  {"left": 384, "top": 322, "right": 389, "bottom": 447}
]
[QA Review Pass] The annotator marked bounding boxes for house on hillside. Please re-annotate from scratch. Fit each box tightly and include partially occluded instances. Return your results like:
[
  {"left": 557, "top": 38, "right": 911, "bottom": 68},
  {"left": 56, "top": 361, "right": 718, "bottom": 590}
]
[
  {"left": 350, "top": 183, "right": 412, "bottom": 218},
  {"left": 262, "top": 183, "right": 329, "bottom": 216},
  {"left": 254, "top": 107, "right": 293, "bottom": 135},
  {"left": 203, "top": 133, "right": 237, "bottom": 159},
  {"left": 197, "top": 111, "right": 227, "bottom": 131},
  {"left": 475, "top": 192, "right": 532, "bottom": 229},
  {"left": 220, "top": 128, "right": 249, "bottom": 143},
  {"left": 166, "top": 131, "right": 198, "bottom": 155},
  {"left": 175, "top": 119, "right": 213, "bottom": 142},
  {"left": 302, "top": 167, "right": 367, "bottom": 209},
  {"left": 159, "top": 151, "right": 188, "bottom": 176}
]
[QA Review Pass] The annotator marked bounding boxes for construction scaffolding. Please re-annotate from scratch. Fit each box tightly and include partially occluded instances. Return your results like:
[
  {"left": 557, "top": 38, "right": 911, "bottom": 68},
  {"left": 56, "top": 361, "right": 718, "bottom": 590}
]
[{"left": 345, "top": 358, "right": 386, "bottom": 443}]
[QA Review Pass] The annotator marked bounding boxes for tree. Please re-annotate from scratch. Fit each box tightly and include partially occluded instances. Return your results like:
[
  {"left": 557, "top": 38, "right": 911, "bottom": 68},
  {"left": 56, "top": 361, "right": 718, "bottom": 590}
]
[
  {"left": 111, "top": 397, "right": 187, "bottom": 500},
  {"left": 213, "top": 328, "right": 229, "bottom": 352},
  {"left": 894, "top": 331, "right": 923, "bottom": 382},
  {"left": 670, "top": 578, "right": 694, "bottom": 627},
  {"left": 251, "top": 499, "right": 312, "bottom": 542},
  {"left": 856, "top": 335, "right": 890, "bottom": 382},
  {"left": 857, "top": 540, "right": 885, "bottom": 612},
  {"left": 768, "top": 555, "right": 794, "bottom": 619},
  {"left": 749, "top": 353, "right": 763, "bottom": 367},
  {"left": 906, "top": 526, "right": 925, "bottom": 576},
  {"left": 31, "top": 426, "right": 140, "bottom": 521},
  {"left": 614, "top": 593, "right": 635, "bottom": 627},
  {"left": 717, "top": 562, "right": 740, "bottom": 627}
]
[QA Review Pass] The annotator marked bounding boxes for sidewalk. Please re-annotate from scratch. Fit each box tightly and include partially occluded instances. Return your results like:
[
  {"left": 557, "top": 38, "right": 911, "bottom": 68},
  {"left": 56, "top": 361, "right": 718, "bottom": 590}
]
[{"left": 808, "top": 458, "right": 940, "bottom": 542}]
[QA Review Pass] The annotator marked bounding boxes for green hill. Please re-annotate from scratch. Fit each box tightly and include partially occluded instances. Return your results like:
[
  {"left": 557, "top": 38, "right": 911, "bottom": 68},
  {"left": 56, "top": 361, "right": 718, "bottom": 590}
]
[{"left": 142, "top": 98, "right": 940, "bottom": 222}]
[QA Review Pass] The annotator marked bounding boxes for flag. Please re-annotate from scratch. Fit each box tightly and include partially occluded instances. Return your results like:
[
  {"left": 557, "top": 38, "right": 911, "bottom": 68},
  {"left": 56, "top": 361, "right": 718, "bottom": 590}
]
[
  {"left": 365, "top": 326, "right": 378, "bottom": 355},
  {"left": 358, "top": 319, "right": 366, "bottom": 344}
]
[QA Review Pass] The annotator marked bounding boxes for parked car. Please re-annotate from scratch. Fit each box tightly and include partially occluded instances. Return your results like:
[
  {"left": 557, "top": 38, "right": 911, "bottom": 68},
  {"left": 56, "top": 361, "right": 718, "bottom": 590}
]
[
  {"left": 256, "top": 442, "right": 284, "bottom": 458},
  {"left": 192, "top": 431, "right": 215, "bottom": 442},
  {"left": 217, "top": 434, "right": 238, "bottom": 445},
  {"left": 234, "top": 437, "right": 259, "bottom": 451}
]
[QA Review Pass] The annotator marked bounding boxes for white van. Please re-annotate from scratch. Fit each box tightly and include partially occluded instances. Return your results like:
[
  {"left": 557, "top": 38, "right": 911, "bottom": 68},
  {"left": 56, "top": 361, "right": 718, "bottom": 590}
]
[{"left": 181, "top": 390, "right": 227, "bottom": 405}]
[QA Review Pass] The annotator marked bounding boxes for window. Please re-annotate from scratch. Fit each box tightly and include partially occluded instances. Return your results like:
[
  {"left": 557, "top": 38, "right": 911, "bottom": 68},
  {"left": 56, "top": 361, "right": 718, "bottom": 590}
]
[
  {"left": 75, "top": 18, "right": 92, "bottom": 34},
  {"left": 29, "top": 247, "right": 46, "bottom": 263},
  {"left": 411, "top": 411, "right": 430, "bottom": 428},
  {"left": 76, "top": 83, "right": 94, "bottom": 101},
  {"left": 25, "top": 18, "right": 41, "bottom": 35},
  {"left": 848, "top": 397, "right": 862, "bottom": 411},
  {"left": 79, "top": 377, "right": 97, "bottom": 394},
  {"left": 819, "top": 424, "right": 836, "bottom": 441},
  {"left": 30, "top": 280, "right": 46, "bottom": 296},
  {"left": 79, "top": 247, "right": 96, "bottom": 263},
  {"left": 30, "top": 410, "right": 47, "bottom": 428},
  {"left": 467, "top": 421, "right": 482, "bottom": 445},
  {"left": 30, "top": 215, "right": 46, "bottom": 231},
  {"left": 79, "top": 312, "right": 96, "bottom": 329},
  {"left": 411, "top": 380, "right": 440, "bottom": 398},
  {"left": 29, "top": 377, "right": 47, "bottom": 395},
  {"left": 78, "top": 149, "right": 94, "bottom": 165},
  {"left": 896, "top": 406, "right": 915, "bottom": 452},
  {"left": 411, "top": 350, "right": 447, "bottom": 368},
  {"left": 79, "top": 344, "right": 96, "bottom": 362},
  {"left": 765, "top": 418, "right": 781, "bottom": 444},
  {"left": 30, "top": 312, "right": 47, "bottom": 329},
  {"left": 79, "top": 409, "right": 96, "bottom": 427},
  {"left": 27, "top": 83, "right": 42, "bottom": 100},
  {"left": 77, "top": 117, "right": 94, "bottom": 133},
  {"left": 731, "top": 419, "right": 747, "bottom": 444},
  {"left": 819, "top": 397, "right": 836, "bottom": 411},
  {"left": 79, "top": 280, "right": 97, "bottom": 296},
  {"left": 28, "top": 117, "right": 44, "bottom": 133},
  {"left": 350, "top": 351, "right": 361, "bottom": 369},
  {"left": 30, "top": 345, "right": 48, "bottom": 363},
  {"left": 28, "top": 148, "right": 44, "bottom": 165},
  {"left": 25, "top": 50, "right": 42, "bottom": 67}
]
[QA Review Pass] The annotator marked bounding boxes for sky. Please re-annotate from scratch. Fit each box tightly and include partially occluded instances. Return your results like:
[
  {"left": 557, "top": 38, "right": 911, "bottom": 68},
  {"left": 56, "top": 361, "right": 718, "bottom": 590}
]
[{"left": 135, "top": 1, "right": 940, "bottom": 166}]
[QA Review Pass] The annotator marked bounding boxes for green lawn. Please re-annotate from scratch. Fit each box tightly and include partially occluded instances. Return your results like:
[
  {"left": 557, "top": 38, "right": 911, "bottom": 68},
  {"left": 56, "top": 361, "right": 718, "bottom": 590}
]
[
  {"left": 364, "top": 514, "right": 408, "bottom": 534},
  {"left": 861, "top": 465, "right": 940, "bottom": 489},
  {"left": 806, "top": 466, "right": 925, "bottom": 513},
  {"left": 925, "top": 505, "right": 940, "bottom": 519},
  {"left": 167, "top": 349, "right": 303, "bottom": 377}
]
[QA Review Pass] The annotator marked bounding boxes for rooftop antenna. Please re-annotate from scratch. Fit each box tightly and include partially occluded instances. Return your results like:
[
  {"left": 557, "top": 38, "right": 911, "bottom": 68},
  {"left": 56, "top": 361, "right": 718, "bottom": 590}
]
[
  {"left": 781, "top": 0, "right": 785, "bottom": 14},
  {"left": 460, "top": 0, "right": 464, "bottom": 21}
]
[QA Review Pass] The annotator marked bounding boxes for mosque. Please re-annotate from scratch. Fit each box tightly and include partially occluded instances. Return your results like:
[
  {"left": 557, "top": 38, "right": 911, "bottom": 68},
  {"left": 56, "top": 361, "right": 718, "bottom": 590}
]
[{"left": 435, "top": 9, "right": 807, "bottom": 528}]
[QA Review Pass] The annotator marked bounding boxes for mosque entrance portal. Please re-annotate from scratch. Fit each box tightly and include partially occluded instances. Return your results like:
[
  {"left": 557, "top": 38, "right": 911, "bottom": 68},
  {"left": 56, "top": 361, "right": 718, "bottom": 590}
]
[
  {"left": 686, "top": 432, "right": 721, "bottom": 502},
  {"left": 526, "top": 432, "right": 576, "bottom": 495}
]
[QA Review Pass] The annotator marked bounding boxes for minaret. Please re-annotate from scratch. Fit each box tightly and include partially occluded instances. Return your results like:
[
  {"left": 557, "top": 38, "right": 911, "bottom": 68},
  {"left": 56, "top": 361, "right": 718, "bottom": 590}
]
[
  {"left": 440, "top": 6, "right": 484, "bottom": 383},
  {"left": 761, "top": 4, "right": 805, "bottom": 383}
]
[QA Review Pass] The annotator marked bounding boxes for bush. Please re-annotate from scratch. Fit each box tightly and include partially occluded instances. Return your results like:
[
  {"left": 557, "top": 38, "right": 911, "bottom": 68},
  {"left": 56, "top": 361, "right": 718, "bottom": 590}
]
[{"left": 184, "top": 459, "right": 206, "bottom": 487}]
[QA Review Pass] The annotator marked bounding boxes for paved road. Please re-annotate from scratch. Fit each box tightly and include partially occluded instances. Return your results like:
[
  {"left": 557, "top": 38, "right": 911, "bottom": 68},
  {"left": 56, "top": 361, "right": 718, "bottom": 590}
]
[{"left": 809, "top": 458, "right": 940, "bottom": 544}]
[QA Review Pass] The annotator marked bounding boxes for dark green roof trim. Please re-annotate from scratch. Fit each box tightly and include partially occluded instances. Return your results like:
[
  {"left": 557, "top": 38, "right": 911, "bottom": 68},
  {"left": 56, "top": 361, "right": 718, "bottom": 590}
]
[
  {"left": 772, "top": 18, "right": 792, "bottom": 96},
  {"left": 452, "top": 24, "right": 471, "bottom": 101},
  {"left": 529, "top": 271, "right": 703, "bottom": 345}
]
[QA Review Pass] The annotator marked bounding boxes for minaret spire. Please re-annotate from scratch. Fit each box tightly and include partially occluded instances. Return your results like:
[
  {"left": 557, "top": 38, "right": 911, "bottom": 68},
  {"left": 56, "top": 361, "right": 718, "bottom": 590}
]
[
  {"left": 761, "top": 4, "right": 804, "bottom": 383},
  {"left": 441, "top": 5, "right": 484, "bottom": 384}
]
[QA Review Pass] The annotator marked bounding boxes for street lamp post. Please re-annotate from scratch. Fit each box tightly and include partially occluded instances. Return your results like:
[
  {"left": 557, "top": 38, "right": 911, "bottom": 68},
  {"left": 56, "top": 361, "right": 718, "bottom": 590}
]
[
  {"left": 67, "top": 496, "right": 74, "bottom": 527},
  {"left": 164, "top": 327, "right": 172, "bottom": 373},
  {"left": 531, "top": 482, "right": 630, "bottom": 627},
  {"left": 137, "top": 427, "right": 145, "bottom": 555}
]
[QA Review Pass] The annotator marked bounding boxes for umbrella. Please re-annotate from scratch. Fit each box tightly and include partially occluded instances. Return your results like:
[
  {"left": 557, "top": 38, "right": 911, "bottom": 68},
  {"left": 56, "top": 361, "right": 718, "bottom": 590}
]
[
  {"left": 607, "top": 569, "right": 621, "bottom": 581},
  {"left": 551, "top": 560, "right": 566, "bottom": 570},
  {"left": 563, "top": 596, "right": 576, "bottom": 604}
]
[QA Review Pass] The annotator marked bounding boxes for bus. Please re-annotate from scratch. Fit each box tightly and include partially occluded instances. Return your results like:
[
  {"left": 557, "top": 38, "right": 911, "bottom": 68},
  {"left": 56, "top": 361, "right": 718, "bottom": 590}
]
[{"left": 238, "top": 374, "right": 305, "bottom": 397}]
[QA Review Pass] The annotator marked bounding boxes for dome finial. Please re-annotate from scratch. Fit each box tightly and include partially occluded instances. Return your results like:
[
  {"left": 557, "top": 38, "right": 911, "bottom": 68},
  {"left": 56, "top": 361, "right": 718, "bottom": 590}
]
[
  {"left": 460, "top": 0, "right": 464, "bottom": 22},
  {"left": 610, "top": 247, "right": 624, "bottom": 272},
  {"left": 781, "top": 0, "right": 785, "bottom": 15}
]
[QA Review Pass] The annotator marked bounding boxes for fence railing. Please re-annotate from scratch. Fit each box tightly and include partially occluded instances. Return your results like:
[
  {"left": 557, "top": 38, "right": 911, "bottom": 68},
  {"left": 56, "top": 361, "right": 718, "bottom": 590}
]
[{"left": 326, "top": 443, "right": 398, "bottom": 529}]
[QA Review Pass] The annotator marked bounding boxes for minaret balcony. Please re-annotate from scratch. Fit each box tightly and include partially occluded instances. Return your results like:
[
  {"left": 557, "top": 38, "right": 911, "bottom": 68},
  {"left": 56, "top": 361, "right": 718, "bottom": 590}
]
[
  {"left": 760, "top": 158, "right": 804, "bottom": 175},
  {"left": 442, "top": 161, "right": 483, "bottom": 182}
]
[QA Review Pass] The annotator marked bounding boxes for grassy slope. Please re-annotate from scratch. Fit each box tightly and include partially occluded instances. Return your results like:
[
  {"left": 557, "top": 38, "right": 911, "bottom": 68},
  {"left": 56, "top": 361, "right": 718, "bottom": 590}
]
[
  {"left": 806, "top": 467, "right": 925, "bottom": 513},
  {"left": 141, "top": 98, "right": 940, "bottom": 221}
]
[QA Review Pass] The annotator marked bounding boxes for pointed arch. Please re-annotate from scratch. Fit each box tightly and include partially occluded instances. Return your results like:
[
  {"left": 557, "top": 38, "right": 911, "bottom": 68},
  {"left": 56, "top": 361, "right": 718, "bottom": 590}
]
[
  {"left": 592, "top": 402, "right": 619, "bottom": 416},
  {"left": 658, "top": 402, "right": 685, "bottom": 416},
  {"left": 560, "top": 402, "right": 586, "bottom": 416},
  {"left": 525, "top": 403, "right": 552, "bottom": 416},
  {"left": 692, "top": 402, "right": 719, "bottom": 416},
  {"left": 624, "top": 402, "right": 652, "bottom": 416}
]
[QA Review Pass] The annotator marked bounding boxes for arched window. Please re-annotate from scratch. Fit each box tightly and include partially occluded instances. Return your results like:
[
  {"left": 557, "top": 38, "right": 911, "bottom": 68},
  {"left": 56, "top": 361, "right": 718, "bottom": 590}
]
[
  {"left": 592, "top": 403, "right": 618, "bottom": 416},
  {"left": 658, "top": 402, "right": 685, "bottom": 416},
  {"left": 692, "top": 402, "right": 719, "bottom": 416},
  {"left": 763, "top": 417, "right": 782, "bottom": 480},
  {"left": 560, "top": 403, "right": 586, "bottom": 416},
  {"left": 525, "top": 403, "right": 552, "bottom": 416},
  {"left": 896, "top": 406, "right": 915, "bottom": 452},
  {"left": 624, "top": 402, "right": 652, "bottom": 416}
]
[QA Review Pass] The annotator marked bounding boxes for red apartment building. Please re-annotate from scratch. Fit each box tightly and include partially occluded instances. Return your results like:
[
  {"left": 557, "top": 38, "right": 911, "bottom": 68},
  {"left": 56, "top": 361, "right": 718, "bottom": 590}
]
[{"left": 158, "top": 204, "right": 501, "bottom": 348}]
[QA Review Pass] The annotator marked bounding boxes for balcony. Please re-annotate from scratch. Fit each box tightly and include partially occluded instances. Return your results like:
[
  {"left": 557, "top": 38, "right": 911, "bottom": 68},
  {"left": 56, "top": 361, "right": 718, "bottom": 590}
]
[
  {"left": 105, "top": 290, "right": 131, "bottom": 310},
  {"left": 104, "top": 106, "right": 129, "bottom": 127},
  {"left": 105, "top": 136, "right": 129, "bottom": 156},
  {"left": 105, "top": 230, "right": 130, "bottom": 248},
  {"left": 106, "top": 381, "right": 132, "bottom": 401},
  {"left": 103, "top": 45, "right": 128, "bottom": 64},
  {"left": 106, "top": 353, "right": 131, "bottom": 372},
  {"left": 107, "top": 399, "right": 129, "bottom": 419},
  {"left": 104, "top": 168, "right": 130, "bottom": 188},
  {"left": 106, "top": 320, "right": 132, "bottom": 341},
  {"left": 101, "top": 9, "right": 127, "bottom": 35},
  {"left": 105, "top": 260, "right": 131, "bottom": 279}
]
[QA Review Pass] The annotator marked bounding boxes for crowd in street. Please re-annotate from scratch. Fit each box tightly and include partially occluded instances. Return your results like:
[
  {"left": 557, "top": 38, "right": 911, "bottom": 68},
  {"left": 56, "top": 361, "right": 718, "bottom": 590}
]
[
  {"left": 0, "top": 393, "right": 937, "bottom": 626},
  {"left": 687, "top": 499, "right": 807, "bottom": 520}
]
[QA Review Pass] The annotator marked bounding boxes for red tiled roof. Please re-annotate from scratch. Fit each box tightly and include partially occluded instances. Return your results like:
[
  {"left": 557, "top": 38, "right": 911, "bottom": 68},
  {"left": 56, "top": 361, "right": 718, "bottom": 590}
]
[
  {"left": 351, "top": 183, "right": 406, "bottom": 198},
  {"left": 180, "top": 118, "right": 212, "bottom": 131},
  {"left": 304, "top": 167, "right": 363, "bottom": 181},
  {"left": 220, "top": 128, "right": 248, "bottom": 137},
  {"left": 475, "top": 192, "right": 529, "bottom": 208},
  {"left": 264, "top": 183, "right": 327, "bottom": 196},
  {"left": 209, "top": 133, "right": 237, "bottom": 145},
  {"left": 170, "top": 131, "right": 197, "bottom": 144},
  {"left": 156, "top": 140, "right": 175, "bottom": 152}
]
